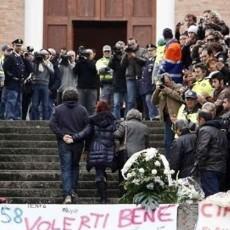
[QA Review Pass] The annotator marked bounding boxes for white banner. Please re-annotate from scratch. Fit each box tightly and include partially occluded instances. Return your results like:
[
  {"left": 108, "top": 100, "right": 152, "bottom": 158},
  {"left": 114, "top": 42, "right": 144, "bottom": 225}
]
[
  {"left": 196, "top": 202, "right": 230, "bottom": 230},
  {"left": 0, "top": 204, "right": 178, "bottom": 230}
]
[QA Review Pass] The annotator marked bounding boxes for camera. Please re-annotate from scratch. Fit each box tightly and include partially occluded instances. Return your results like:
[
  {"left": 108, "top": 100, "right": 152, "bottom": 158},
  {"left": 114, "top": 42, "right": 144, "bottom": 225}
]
[
  {"left": 60, "top": 54, "right": 71, "bottom": 66},
  {"left": 34, "top": 52, "right": 45, "bottom": 63},
  {"left": 77, "top": 46, "right": 91, "bottom": 60},
  {"left": 113, "top": 46, "right": 123, "bottom": 56},
  {"left": 125, "top": 45, "right": 135, "bottom": 53}
]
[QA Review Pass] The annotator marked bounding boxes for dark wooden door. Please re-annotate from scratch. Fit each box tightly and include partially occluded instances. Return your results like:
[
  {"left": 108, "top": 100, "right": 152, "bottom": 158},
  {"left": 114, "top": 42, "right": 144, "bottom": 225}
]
[
  {"left": 73, "top": 21, "right": 127, "bottom": 58},
  {"left": 44, "top": 0, "right": 156, "bottom": 51}
]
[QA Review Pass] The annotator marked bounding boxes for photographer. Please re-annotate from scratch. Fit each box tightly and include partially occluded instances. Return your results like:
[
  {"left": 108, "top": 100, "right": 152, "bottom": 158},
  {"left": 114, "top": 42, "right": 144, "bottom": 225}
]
[
  {"left": 57, "top": 50, "right": 76, "bottom": 104},
  {"left": 108, "top": 41, "right": 126, "bottom": 119},
  {"left": 74, "top": 48, "right": 99, "bottom": 115},
  {"left": 96, "top": 45, "right": 113, "bottom": 106},
  {"left": 121, "top": 38, "right": 147, "bottom": 111},
  {"left": 31, "top": 49, "right": 54, "bottom": 120},
  {"left": 151, "top": 73, "right": 184, "bottom": 159}
]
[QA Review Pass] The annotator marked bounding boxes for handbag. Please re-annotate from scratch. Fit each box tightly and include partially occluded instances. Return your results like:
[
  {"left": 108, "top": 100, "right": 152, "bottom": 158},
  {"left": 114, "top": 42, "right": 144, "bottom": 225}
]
[{"left": 112, "top": 123, "right": 128, "bottom": 172}]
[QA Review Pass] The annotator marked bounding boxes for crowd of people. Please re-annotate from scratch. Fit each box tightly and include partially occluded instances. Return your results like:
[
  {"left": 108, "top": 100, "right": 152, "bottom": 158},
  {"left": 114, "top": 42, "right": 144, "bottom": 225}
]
[{"left": 0, "top": 9, "right": 230, "bottom": 204}]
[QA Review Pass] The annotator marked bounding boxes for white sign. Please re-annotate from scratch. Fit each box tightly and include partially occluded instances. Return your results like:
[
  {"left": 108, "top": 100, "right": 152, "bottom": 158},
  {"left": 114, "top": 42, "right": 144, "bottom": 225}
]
[
  {"left": 196, "top": 202, "right": 230, "bottom": 230},
  {"left": 0, "top": 204, "right": 178, "bottom": 230}
]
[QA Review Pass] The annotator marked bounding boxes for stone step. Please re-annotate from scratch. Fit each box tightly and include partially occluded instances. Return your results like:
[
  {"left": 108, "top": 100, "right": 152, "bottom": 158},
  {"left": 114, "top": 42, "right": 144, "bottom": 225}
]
[
  {"left": 0, "top": 188, "right": 119, "bottom": 198},
  {"left": 0, "top": 154, "right": 59, "bottom": 162},
  {"left": 0, "top": 140, "right": 57, "bottom": 148},
  {"left": 0, "top": 140, "right": 164, "bottom": 148},
  {"left": 0, "top": 171, "right": 119, "bottom": 181},
  {"left": 0, "top": 120, "right": 162, "bottom": 128},
  {"left": 6, "top": 197, "right": 119, "bottom": 204},
  {"left": 0, "top": 120, "right": 49, "bottom": 127},
  {"left": 0, "top": 181, "right": 119, "bottom": 189},
  {"left": 0, "top": 148, "right": 58, "bottom": 155},
  {"left": 0, "top": 126, "right": 165, "bottom": 134},
  {"left": 0, "top": 133, "right": 164, "bottom": 141},
  {"left": 0, "top": 134, "right": 56, "bottom": 141}
]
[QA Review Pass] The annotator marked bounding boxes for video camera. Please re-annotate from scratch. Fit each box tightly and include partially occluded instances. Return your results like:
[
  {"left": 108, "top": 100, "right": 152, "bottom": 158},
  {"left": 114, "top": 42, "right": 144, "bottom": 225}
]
[
  {"left": 34, "top": 52, "right": 45, "bottom": 63},
  {"left": 60, "top": 54, "right": 71, "bottom": 66},
  {"left": 77, "top": 46, "right": 91, "bottom": 60}
]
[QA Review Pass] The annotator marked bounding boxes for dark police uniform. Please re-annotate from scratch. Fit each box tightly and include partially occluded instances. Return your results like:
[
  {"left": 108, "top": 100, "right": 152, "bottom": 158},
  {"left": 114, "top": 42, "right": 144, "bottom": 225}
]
[{"left": 3, "top": 39, "right": 25, "bottom": 120}]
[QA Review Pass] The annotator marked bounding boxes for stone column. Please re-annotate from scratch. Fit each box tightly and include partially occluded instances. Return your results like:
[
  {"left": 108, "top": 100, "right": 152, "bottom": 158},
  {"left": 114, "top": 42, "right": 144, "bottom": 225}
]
[
  {"left": 24, "top": 0, "right": 44, "bottom": 50},
  {"left": 156, "top": 0, "right": 175, "bottom": 41}
]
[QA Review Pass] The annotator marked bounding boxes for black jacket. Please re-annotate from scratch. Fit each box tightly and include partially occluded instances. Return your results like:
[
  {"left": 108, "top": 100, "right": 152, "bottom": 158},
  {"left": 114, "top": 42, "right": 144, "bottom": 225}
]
[
  {"left": 195, "top": 120, "right": 228, "bottom": 173},
  {"left": 73, "top": 111, "right": 116, "bottom": 170},
  {"left": 108, "top": 54, "right": 126, "bottom": 93},
  {"left": 169, "top": 131, "right": 196, "bottom": 178},
  {"left": 49, "top": 101, "right": 89, "bottom": 140},
  {"left": 3, "top": 52, "right": 25, "bottom": 90},
  {"left": 74, "top": 58, "right": 99, "bottom": 89}
]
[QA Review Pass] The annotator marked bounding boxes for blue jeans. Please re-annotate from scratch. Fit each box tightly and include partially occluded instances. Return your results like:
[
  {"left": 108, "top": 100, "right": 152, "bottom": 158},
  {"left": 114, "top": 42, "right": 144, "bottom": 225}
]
[
  {"left": 164, "top": 117, "right": 174, "bottom": 159},
  {"left": 5, "top": 88, "right": 22, "bottom": 120},
  {"left": 31, "top": 84, "right": 49, "bottom": 120},
  {"left": 58, "top": 141, "right": 83, "bottom": 196},
  {"left": 145, "top": 94, "right": 158, "bottom": 119},
  {"left": 113, "top": 92, "right": 127, "bottom": 120},
  {"left": 200, "top": 170, "right": 222, "bottom": 197},
  {"left": 100, "top": 84, "right": 113, "bottom": 106},
  {"left": 78, "top": 88, "right": 97, "bottom": 115},
  {"left": 126, "top": 79, "right": 137, "bottom": 111},
  {"left": 48, "top": 97, "right": 54, "bottom": 119},
  {"left": 0, "top": 87, "right": 7, "bottom": 119}
]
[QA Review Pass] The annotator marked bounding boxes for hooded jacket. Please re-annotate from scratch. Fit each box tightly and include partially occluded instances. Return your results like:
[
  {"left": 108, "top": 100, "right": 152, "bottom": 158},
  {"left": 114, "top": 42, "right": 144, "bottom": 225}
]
[
  {"left": 73, "top": 111, "right": 116, "bottom": 170},
  {"left": 195, "top": 120, "right": 228, "bottom": 173}
]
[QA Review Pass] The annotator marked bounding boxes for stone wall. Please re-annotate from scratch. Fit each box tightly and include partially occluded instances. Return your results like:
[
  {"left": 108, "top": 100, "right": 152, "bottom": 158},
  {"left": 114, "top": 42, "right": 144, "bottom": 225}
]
[
  {"left": 175, "top": 0, "right": 230, "bottom": 28},
  {"left": 0, "top": 0, "right": 24, "bottom": 45}
]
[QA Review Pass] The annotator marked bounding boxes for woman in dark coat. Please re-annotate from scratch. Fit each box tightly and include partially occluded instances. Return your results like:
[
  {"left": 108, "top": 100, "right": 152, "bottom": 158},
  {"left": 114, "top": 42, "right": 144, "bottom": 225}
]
[{"left": 72, "top": 101, "right": 116, "bottom": 203}]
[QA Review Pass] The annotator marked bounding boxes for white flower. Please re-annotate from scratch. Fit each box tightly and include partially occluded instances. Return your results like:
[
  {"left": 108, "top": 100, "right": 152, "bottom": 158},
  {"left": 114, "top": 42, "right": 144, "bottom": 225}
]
[
  {"left": 131, "top": 171, "right": 136, "bottom": 177},
  {"left": 154, "top": 161, "right": 161, "bottom": 167},
  {"left": 170, "top": 170, "right": 175, "bottom": 175},
  {"left": 151, "top": 169, "right": 157, "bottom": 175},
  {"left": 139, "top": 168, "right": 145, "bottom": 174},
  {"left": 127, "top": 173, "right": 132, "bottom": 179},
  {"left": 154, "top": 176, "right": 165, "bottom": 187},
  {"left": 146, "top": 183, "right": 154, "bottom": 190},
  {"left": 144, "top": 148, "right": 158, "bottom": 161},
  {"left": 132, "top": 179, "right": 140, "bottom": 185}
]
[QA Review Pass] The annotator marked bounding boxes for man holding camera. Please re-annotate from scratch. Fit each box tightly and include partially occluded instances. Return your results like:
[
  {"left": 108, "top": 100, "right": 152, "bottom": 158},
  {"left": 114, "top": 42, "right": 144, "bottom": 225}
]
[
  {"left": 31, "top": 49, "right": 54, "bottom": 120},
  {"left": 152, "top": 73, "right": 183, "bottom": 159},
  {"left": 3, "top": 39, "right": 25, "bottom": 120},
  {"left": 108, "top": 41, "right": 126, "bottom": 119},
  {"left": 121, "top": 38, "right": 147, "bottom": 112},
  {"left": 96, "top": 45, "right": 113, "bottom": 106},
  {"left": 74, "top": 48, "right": 98, "bottom": 115},
  {"left": 57, "top": 50, "right": 76, "bottom": 104}
]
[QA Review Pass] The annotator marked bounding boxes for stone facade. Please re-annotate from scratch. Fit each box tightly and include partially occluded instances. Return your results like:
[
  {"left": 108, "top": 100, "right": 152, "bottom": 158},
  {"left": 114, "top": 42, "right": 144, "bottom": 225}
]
[
  {"left": 0, "top": 0, "right": 24, "bottom": 45},
  {"left": 175, "top": 0, "right": 230, "bottom": 28},
  {"left": 0, "top": 0, "right": 230, "bottom": 47}
]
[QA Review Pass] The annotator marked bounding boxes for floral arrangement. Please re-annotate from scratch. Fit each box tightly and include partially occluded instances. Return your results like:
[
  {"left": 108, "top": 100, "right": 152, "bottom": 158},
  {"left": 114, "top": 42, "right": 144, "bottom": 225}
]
[{"left": 120, "top": 148, "right": 204, "bottom": 209}]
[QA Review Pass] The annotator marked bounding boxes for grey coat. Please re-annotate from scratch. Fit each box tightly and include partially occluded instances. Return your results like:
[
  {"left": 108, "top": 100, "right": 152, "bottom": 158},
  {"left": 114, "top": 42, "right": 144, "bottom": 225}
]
[{"left": 114, "top": 114, "right": 150, "bottom": 157}]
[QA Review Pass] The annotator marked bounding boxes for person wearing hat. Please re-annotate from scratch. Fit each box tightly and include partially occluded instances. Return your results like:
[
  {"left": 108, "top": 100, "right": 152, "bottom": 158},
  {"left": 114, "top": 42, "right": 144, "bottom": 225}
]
[
  {"left": 96, "top": 45, "right": 113, "bottom": 105},
  {"left": 177, "top": 89, "right": 200, "bottom": 125},
  {"left": 209, "top": 71, "right": 230, "bottom": 116},
  {"left": 2, "top": 39, "right": 25, "bottom": 120}
]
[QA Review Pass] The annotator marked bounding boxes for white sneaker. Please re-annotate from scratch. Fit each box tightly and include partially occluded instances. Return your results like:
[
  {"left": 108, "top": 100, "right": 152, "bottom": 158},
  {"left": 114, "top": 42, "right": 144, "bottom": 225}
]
[{"left": 63, "top": 195, "right": 72, "bottom": 204}]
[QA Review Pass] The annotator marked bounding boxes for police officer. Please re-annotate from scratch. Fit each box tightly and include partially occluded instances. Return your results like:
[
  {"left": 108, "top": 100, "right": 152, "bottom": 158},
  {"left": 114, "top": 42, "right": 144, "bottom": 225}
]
[{"left": 3, "top": 39, "right": 25, "bottom": 120}]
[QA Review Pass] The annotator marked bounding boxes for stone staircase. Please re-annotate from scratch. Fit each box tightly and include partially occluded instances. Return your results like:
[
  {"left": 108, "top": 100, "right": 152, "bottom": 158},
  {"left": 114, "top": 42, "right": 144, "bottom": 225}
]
[{"left": 0, "top": 120, "right": 164, "bottom": 204}]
